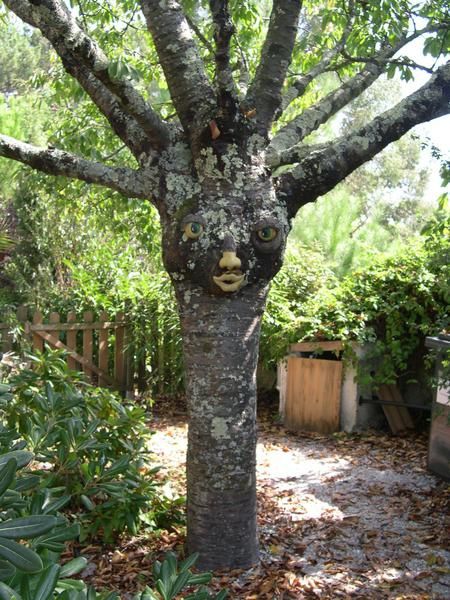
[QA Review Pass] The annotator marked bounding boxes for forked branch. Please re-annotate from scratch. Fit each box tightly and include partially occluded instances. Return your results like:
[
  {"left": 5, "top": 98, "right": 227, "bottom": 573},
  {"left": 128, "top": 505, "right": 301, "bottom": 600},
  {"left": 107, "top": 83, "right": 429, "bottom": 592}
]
[
  {"left": 3, "top": 0, "right": 170, "bottom": 154},
  {"left": 140, "top": 0, "right": 216, "bottom": 141},
  {"left": 0, "top": 135, "right": 154, "bottom": 200},
  {"left": 277, "top": 60, "right": 450, "bottom": 217},
  {"left": 209, "top": 0, "right": 238, "bottom": 114}
]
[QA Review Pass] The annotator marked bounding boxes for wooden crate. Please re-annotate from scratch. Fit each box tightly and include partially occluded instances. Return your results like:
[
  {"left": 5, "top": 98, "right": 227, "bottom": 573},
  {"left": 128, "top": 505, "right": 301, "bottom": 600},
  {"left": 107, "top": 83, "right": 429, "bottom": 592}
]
[{"left": 284, "top": 355, "right": 343, "bottom": 434}]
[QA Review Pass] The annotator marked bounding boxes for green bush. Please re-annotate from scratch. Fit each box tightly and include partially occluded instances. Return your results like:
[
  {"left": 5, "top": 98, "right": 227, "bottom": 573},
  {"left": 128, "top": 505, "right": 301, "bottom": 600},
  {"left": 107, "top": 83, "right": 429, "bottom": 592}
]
[
  {"left": 260, "top": 245, "right": 337, "bottom": 370},
  {"left": 284, "top": 219, "right": 449, "bottom": 387},
  {"left": 0, "top": 350, "right": 181, "bottom": 541},
  {"left": 0, "top": 432, "right": 226, "bottom": 600},
  {"left": 0, "top": 435, "right": 89, "bottom": 599}
]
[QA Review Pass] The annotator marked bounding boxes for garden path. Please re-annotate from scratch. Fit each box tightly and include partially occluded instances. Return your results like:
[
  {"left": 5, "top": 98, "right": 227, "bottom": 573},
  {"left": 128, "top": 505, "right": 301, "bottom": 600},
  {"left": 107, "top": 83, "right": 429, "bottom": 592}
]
[
  {"left": 81, "top": 400, "right": 449, "bottom": 599},
  {"left": 149, "top": 402, "right": 450, "bottom": 599}
]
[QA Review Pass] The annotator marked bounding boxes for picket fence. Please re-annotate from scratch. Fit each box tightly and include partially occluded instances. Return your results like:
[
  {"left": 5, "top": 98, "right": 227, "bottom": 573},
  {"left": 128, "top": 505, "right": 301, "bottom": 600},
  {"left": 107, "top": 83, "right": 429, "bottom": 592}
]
[{"left": 0, "top": 306, "right": 131, "bottom": 392}]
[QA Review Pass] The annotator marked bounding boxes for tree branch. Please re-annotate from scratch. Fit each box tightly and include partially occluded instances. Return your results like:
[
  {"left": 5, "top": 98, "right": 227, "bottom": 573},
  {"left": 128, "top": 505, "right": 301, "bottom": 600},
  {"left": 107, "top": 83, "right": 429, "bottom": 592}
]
[
  {"left": 270, "top": 24, "right": 447, "bottom": 160},
  {"left": 3, "top": 0, "right": 170, "bottom": 153},
  {"left": 281, "top": 1, "right": 356, "bottom": 111},
  {"left": 209, "top": 0, "right": 239, "bottom": 115},
  {"left": 185, "top": 14, "right": 215, "bottom": 54},
  {"left": 339, "top": 50, "right": 434, "bottom": 74},
  {"left": 63, "top": 66, "right": 154, "bottom": 158},
  {"left": 140, "top": 0, "right": 216, "bottom": 142},
  {"left": 244, "top": 0, "right": 303, "bottom": 134},
  {"left": 0, "top": 135, "right": 154, "bottom": 200},
  {"left": 276, "top": 61, "right": 450, "bottom": 217},
  {"left": 268, "top": 62, "right": 384, "bottom": 164}
]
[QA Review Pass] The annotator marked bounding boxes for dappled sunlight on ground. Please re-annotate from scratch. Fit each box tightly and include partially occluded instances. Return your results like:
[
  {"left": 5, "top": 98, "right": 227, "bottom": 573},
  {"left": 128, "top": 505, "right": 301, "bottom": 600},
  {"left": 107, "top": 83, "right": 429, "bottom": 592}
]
[{"left": 78, "top": 400, "right": 449, "bottom": 599}]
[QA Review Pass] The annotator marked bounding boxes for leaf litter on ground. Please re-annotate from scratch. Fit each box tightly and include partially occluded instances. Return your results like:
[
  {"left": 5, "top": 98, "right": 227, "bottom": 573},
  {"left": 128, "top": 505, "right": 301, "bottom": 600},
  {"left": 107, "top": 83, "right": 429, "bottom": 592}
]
[{"left": 65, "top": 398, "right": 450, "bottom": 599}]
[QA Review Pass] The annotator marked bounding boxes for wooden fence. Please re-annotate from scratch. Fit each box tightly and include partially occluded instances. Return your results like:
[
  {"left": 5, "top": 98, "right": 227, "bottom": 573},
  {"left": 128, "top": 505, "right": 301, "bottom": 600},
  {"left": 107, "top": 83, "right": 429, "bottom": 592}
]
[{"left": 0, "top": 307, "right": 130, "bottom": 392}]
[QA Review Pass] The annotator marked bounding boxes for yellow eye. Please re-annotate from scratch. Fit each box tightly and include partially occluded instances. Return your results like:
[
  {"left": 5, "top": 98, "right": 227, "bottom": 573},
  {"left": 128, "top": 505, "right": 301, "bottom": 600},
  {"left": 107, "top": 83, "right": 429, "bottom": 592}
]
[
  {"left": 184, "top": 221, "right": 204, "bottom": 239},
  {"left": 257, "top": 226, "right": 277, "bottom": 242}
]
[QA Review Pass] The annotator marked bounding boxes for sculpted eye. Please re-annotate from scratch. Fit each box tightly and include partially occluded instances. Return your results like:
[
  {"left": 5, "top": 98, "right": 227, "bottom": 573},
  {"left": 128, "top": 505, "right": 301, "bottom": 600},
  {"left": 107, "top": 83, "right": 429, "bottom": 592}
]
[
  {"left": 184, "top": 221, "right": 204, "bottom": 239},
  {"left": 257, "top": 226, "right": 278, "bottom": 242}
]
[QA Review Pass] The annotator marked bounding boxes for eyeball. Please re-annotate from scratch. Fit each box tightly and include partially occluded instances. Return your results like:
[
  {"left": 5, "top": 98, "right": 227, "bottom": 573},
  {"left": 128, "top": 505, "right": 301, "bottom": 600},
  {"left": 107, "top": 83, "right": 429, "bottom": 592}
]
[
  {"left": 183, "top": 221, "right": 204, "bottom": 240},
  {"left": 257, "top": 226, "right": 278, "bottom": 242}
]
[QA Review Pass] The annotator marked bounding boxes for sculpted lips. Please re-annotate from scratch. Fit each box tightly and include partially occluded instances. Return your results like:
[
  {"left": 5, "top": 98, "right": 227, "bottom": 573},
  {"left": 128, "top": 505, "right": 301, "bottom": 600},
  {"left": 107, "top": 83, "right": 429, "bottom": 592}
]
[{"left": 213, "top": 271, "right": 245, "bottom": 292}]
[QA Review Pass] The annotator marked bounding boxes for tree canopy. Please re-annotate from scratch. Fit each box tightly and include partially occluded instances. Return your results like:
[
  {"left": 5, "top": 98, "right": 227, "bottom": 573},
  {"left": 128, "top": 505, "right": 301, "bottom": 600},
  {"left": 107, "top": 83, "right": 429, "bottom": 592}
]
[{"left": 0, "top": 0, "right": 449, "bottom": 216}]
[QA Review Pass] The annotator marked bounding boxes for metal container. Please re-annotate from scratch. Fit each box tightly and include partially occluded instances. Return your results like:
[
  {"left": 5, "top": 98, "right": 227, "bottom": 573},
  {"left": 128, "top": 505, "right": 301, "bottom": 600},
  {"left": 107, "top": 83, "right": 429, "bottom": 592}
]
[{"left": 425, "top": 335, "right": 450, "bottom": 480}]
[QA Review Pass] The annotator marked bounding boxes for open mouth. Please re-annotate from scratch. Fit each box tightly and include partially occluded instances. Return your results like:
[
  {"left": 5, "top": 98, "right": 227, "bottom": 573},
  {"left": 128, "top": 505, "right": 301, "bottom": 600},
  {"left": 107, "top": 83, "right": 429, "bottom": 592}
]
[{"left": 213, "top": 271, "right": 245, "bottom": 292}]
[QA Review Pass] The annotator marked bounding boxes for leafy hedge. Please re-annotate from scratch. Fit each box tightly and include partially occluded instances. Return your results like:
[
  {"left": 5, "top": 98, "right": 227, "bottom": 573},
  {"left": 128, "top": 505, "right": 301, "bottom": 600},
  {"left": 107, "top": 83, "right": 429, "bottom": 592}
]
[
  {"left": 0, "top": 351, "right": 183, "bottom": 542},
  {"left": 272, "top": 207, "right": 449, "bottom": 388}
]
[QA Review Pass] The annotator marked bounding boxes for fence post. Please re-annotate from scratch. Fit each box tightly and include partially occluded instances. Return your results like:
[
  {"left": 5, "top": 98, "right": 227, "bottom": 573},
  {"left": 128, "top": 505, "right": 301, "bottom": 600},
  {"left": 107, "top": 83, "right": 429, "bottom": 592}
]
[
  {"left": 32, "top": 311, "right": 44, "bottom": 353},
  {"left": 98, "top": 311, "right": 109, "bottom": 387},
  {"left": 66, "top": 311, "right": 77, "bottom": 370},
  {"left": 83, "top": 310, "right": 94, "bottom": 382}
]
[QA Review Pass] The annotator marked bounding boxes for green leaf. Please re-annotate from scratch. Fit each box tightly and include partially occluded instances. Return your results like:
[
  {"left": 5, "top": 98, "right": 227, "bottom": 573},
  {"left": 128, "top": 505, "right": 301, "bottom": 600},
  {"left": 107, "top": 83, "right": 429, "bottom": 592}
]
[
  {"left": 179, "top": 553, "right": 198, "bottom": 572},
  {"left": 0, "top": 453, "right": 33, "bottom": 470},
  {"left": 0, "top": 559, "right": 16, "bottom": 580},
  {"left": 134, "top": 588, "right": 159, "bottom": 600},
  {"left": 55, "top": 579, "right": 86, "bottom": 591},
  {"left": 170, "top": 570, "right": 191, "bottom": 598},
  {"left": 187, "top": 573, "right": 212, "bottom": 585},
  {"left": 34, "top": 524, "right": 80, "bottom": 551},
  {"left": 42, "top": 495, "right": 71, "bottom": 515},
  {"left": 33, "top": 564, "right": 60, "bottom": 600},
  {"left": 59, "top": 557, "right": 88, "bottom": 578},
  {"left": 13, "top": 476, "right": 40, "bottom": 493},
  {"left": 0, "top": 537, "right": 43, "bottom": 572},
  {"left": 0, "top": 582, "right": 22, "bottom": 600},
  {"left": 0, "top": 460, "right": 17, "bottom": 497},
  {"left": 80, "top": 495, "right": 95, "bottom": 511},
  {"left": 0, "top": 516, "right": 57, "bottom": 539}
]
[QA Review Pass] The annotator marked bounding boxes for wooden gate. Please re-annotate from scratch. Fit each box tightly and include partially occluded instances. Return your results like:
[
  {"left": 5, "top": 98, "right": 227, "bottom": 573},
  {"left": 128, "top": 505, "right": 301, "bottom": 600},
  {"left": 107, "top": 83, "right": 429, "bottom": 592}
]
[
  {"left": 284, "top": 356, "right": 343, "bottom": 434},
  {"left": 0, "top": 307, "right": 129, "bottom": 391}
]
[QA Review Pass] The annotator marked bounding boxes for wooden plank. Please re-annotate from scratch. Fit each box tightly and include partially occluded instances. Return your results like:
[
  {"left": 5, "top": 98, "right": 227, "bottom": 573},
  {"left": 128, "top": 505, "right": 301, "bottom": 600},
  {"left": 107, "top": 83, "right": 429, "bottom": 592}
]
[
  {"left": 66, "top": 311, "right": 77, "bottom": 371},
  {"left": 114, "top": 311, "right": 125, "bottom": 390},
  {"left": 29, "top": 321, "right": 127, "bottom": 332},
  {"left": 83, "top": 311, "right": 94, "bottom": 382},
  {"left": 32, "top": 311, "right": 44, "bottom": 353},
  {"left": 32, "top": 329, "right": 118, "bottom": 386},
  {"left": 98, "top": 311, "right": 109, "bottom": 387},
  {"left": 49, "top": 311, "right": 60, "bottom": 335},
  {"left": 290, "top": 341, "right": 344, "bottom": 353},
  {"left": 284, "top": 357, "right": 343, "bottom": 434},
  {"left": 378, "top": 384, "right": 414, "bottom": 434}
]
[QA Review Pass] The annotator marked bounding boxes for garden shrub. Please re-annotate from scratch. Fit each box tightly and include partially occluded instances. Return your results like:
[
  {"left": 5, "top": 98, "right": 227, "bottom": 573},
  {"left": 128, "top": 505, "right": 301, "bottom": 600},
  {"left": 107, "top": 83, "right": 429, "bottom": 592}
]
[
  {"left": 0, "top": 427, "right": 226, "bottom": 600},
  {"left": 260, "top": 244, "right": 337, "bottom": 371},
  {"left": 0, "top": 350, "right": 182, "bottom": 541},
  {"left": 282, "top": 221, "right": 449, "bottom": 389}
]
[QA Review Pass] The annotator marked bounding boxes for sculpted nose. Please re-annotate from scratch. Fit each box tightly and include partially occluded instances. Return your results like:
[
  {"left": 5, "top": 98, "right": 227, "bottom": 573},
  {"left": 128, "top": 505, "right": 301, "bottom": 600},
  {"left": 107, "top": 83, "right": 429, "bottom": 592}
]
[
  {"left": 219, "top": 234, "right": 241, "bottom": 271},
  {"left": 219, "top": 251, "right": 241, "bottom": 271}
]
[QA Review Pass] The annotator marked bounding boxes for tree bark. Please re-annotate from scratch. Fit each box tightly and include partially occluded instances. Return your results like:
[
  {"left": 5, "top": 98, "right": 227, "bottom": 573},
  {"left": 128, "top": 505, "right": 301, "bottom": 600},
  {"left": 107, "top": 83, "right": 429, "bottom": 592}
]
[{"left": 175, "top": 282, "right": 268, "bottom": 569}]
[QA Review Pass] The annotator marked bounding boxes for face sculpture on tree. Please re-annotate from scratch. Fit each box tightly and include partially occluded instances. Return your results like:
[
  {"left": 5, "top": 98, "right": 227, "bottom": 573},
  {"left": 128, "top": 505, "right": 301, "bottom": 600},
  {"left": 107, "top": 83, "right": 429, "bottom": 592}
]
[{"left": 163, "top": 188, "right": 289, "bottom": 297}]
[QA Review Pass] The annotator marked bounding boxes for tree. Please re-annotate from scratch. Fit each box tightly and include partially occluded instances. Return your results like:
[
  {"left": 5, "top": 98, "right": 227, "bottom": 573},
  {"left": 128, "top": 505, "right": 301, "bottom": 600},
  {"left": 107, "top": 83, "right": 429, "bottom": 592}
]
[{"left": 0, "top": 0, "right": 449, "bottom": 571}]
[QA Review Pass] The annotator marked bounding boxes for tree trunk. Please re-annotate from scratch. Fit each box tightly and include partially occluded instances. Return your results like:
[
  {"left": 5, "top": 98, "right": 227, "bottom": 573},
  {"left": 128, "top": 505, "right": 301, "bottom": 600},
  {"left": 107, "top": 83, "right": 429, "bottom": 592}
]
[{"left": 175, "top": 282, "right": 268, "bottom": 570}]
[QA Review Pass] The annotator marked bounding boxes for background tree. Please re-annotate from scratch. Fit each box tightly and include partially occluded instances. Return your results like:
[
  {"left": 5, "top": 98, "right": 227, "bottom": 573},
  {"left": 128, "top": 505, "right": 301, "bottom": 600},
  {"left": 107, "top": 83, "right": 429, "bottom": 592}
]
[{"left": 0, "top": 0, "right": 449, "bottom": 571}]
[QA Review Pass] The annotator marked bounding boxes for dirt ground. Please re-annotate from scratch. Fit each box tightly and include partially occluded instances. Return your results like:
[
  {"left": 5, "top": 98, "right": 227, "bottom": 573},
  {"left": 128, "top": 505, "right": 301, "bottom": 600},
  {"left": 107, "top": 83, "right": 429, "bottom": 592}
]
[
  {"left": 148, "top": 401, "right": 450, "bottom": 600},
  {"left": 81, "top": 400, "right": 450, "bottom": 599}
]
